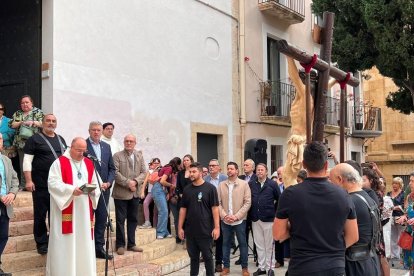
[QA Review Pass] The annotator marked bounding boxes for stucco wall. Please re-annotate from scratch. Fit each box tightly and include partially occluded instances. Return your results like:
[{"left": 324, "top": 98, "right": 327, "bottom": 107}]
[{"left": 47, "top": 0, "right": 235, "bottom": 163}]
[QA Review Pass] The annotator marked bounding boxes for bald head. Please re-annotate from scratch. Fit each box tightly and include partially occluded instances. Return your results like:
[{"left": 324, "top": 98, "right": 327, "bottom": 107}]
[
  {"left": 330, "top": 163, "right": 362, "bottom": 191},
  {"left": 70, "top": 137, "right": 87, "bottom": 161}
]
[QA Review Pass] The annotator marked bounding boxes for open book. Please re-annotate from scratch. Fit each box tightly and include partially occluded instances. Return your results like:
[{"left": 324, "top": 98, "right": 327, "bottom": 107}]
[{"left": 79, "top": 184, "right": 97, "bottom": 193}]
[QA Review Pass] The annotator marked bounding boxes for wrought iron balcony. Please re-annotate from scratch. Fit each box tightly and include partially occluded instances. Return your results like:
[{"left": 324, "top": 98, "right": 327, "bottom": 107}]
[
  {"left": 351, "top": 103, "right": 382, "bottom": 138},
  {"left": 259, "top": 81, "right": 296, "bottom": 125},
  {"left": 258, "top": 0, "right": 305, "bottom": 25},
  {"left": 325, "top": 96, "right": 340, "bottom": 128}
]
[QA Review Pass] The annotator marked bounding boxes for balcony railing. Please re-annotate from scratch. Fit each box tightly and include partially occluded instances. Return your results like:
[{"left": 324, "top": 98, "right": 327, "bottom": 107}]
[
  {"left": 258, "top": 85, "right": 382, "bottom": 139},
  {"left": 260, "top": 81, "right": 296, "bottom": 119},
  {"left": 325, "top": 96, "right": 340, "bottom": 127},
  {"left": 352, "top": 104, "right": 382, "bottom": 138},
  {"left": 258, "top": 0, "right": 305, "bottom": 25}
]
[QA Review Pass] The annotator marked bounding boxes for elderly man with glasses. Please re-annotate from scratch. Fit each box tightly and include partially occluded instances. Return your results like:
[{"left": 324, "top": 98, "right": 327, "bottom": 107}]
[{"left": 204, "top": 159, "right": 228, "bottom": 273}]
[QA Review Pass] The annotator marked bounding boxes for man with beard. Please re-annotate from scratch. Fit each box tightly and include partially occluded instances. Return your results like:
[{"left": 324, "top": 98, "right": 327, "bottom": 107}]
[
  {"left": 178, "top": 162, "right": 220, "bottom": 276},
  {"left": 218, "top": 162, "right": 251, "bottom": 276},
  {"left": 23, "top": 114, "right": 67, "bottom": 254}
]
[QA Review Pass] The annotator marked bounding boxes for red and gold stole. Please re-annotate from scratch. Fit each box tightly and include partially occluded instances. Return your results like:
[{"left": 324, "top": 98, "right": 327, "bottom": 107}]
[{"left": 59, "top": 156, "right": 95, "bottom": 239}]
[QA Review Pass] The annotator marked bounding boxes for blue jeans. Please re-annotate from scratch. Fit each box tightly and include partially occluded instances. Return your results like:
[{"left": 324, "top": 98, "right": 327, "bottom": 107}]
[
  {"left": 151, "top": 182, "right": 170, "bottom": 237},
  {"left": 222, "top": 221, "right": 248, "bottom": 269}
]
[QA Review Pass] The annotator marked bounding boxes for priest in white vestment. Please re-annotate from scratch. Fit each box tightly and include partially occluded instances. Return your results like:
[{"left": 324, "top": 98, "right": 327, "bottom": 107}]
[{"left": 46, "top": 137, "right": 101, "bottom": 276}]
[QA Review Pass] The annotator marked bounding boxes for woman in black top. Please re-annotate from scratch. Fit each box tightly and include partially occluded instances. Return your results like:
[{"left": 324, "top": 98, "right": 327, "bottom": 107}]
[
  {"left": 176, "top": 154, "right": 194, "bottom": 200},
  {"left": 174, "top": 154, "right": 194, "bottom": 245}
]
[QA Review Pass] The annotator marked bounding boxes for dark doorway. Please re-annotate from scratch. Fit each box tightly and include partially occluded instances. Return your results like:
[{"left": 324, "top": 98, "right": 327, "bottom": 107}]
[
  {"left": 0, "top": 0, "right": 42, "bottom": 117},
  {"left": 197, "top": 133, "right": 218, "bottom": 167}
]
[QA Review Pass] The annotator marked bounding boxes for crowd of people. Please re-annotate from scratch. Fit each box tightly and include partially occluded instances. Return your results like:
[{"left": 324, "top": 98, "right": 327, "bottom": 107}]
[{"left": 0, "top": 95, "right": 414, "bottom": 276}]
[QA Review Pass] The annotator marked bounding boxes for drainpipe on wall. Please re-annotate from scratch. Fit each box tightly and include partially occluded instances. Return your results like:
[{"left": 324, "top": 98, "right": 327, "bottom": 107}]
[
  {"left": 239, "top": 0, "right": 246, "bottom": 165},
  {"left": 195, "top": 0, "right": 244, "bottom": 164}
]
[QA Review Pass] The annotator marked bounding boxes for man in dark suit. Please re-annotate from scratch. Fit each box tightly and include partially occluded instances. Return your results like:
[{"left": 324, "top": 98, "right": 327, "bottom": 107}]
[
  {"left": 239, "top": 158, "right": 257, "bottom": 183},
  {"left": 86, "top": 121, "right": 116, "bottom": 259},
  {"left": 203, "top": 159, "right": 227, "bottom": 273},
  {"left": 0, "top": 133, "right": 19, "bottom": 276}
]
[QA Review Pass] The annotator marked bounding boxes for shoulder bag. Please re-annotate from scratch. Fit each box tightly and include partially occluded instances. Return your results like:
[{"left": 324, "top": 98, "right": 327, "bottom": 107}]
[
  {"left": 19, "top": 112, "right": 35, "bottom": 139},
  {"left": 398, "top": 230, "right": 413, "bottom": 250}
]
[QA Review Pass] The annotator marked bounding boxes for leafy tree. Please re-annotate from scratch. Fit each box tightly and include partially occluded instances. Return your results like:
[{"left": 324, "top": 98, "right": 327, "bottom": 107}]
[{"left": 312, "top": 0, "right": 414, "bottom": 114}]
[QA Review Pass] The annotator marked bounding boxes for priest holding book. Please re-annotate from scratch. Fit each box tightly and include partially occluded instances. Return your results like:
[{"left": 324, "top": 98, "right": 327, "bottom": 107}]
[{"left": 46, "top": 137, "right": 101, "bottom": 276}]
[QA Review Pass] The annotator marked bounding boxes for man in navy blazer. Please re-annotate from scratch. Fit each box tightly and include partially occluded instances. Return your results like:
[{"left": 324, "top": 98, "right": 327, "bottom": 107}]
[
  {"left": 203, "top": 159, "right": 227, "bottom": 273},
  {"left": 86, "top": 121, "right": 116, "bottom": 260},
  {"left": 249, "top": 163, "right": 281, "bottom": 276}
]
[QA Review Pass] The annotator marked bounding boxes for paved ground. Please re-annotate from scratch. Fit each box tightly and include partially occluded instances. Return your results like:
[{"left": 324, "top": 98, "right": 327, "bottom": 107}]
[
  {"left": 171, "top": 257, "right": 409, "bottom": 275},
  {"left": 170, "top": 245, "right": 410, "bottom": 275}
]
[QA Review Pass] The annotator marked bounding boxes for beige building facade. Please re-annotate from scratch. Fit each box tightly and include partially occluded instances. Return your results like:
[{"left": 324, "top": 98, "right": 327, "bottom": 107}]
[{"left": 364, "top": 67, "right": 414, "bottom": 187}]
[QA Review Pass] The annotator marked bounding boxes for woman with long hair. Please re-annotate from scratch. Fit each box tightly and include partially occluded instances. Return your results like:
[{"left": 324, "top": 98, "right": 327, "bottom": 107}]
[
  {"left": 362, "top": 168, "right": 390, "bottom": 276},
  {"left": 151, "top": 157, "right": 181, "bottom": 239},
  {"left": 174, "top": 154, "right": 194, "bottom": 245},
  {"left": 176, "top": 154, "right": 194, "bottom": 200}
]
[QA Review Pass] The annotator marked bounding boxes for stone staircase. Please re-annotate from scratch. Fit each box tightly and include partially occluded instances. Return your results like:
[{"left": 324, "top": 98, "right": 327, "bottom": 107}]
[{"left": 3, "top": 191, "right": 190, "bottom": 275}]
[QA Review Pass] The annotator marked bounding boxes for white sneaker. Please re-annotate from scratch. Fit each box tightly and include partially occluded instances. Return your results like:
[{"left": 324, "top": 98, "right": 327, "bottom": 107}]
[
  {"left": 157, "top": 236, "right": 164, "bottom": 239},
  {"left": 139, "top": 221, "right": 152, "bottom": 229}
]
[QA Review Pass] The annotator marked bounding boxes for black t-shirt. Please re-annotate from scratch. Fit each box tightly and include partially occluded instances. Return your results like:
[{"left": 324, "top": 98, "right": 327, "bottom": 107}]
[
  {"left": 176, "top": 169, "right": 192, "bottom": 196},
  {"left": 23, "top": 133, "right": 67, "bottom": 188},
  {"left": 181, "top": 181, "right": 219, "bottom": 239},
  {"left": 362, "top": 187, "right": 380, "bottom": 206},
  {"left": 276, "top": 177, "right": 357, "bottom": 274},
  {"left": 349, "top": 190, "right": 376, "bottom": 246}
]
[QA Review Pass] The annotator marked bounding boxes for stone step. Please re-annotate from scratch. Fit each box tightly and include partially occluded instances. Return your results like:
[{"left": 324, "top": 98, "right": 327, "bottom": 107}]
[
  {"left": 11, "top": 267, "right": 44, "bottom": 276},
  {"left": 3, "top": 234, "right": 35, "bottom": 254},
  {"left": 149, "top": 247, "right": 190, "bottom": 275},
  {"left": 96, "top": 238, "right": 176, "bottom": 272},
  {"left": 10, "top": 261, "right": 162, "bottom": 276},
  {"left": 11, "top": 206, "right": 33, "bottom": 222},
  {"left": 139, "top": 238, "right": 177, "bottom": 263},
  {"left": 96, "top": 247, "right": 190, "bottom": 276},
  {"left": 9, "top": 220, "right": 33, "bottom": 237},
  {"left": 3, "top": 228, "right": 156, "bottom": 255},
  {"left": 3, "top": 236, "right": 176, "bottom": 274},
  {"left": 2, "top": 250, "right": 46, "bottom": 272},
  {"left": 97, "top": 264, "right": 161, "bottom": 276},
  {"left": 14, "top": 191, "right": 33, "bottom": 208}
]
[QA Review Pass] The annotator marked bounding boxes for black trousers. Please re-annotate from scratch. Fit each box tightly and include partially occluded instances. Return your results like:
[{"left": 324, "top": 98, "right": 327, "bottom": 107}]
[
  {"left": 114, "top": 197, "right": 140, "bottom": 248},
  {"left": 275, "top": 240, "right": 285, "bottom": 265},
  {"left": 94, "top": 189, "right": 110, "bottom": 250},
  {"left": 0, "top": 203, "right": 9, "bottom": 258},
  {"left": 32, "top": 188, "right": 50, "bottom": 248},
  {"left": 215, "top": 224, "right": 223, "bottom": 265},
  {"left": 186, "top": 236, "right": 214, "bottom": 276}
]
